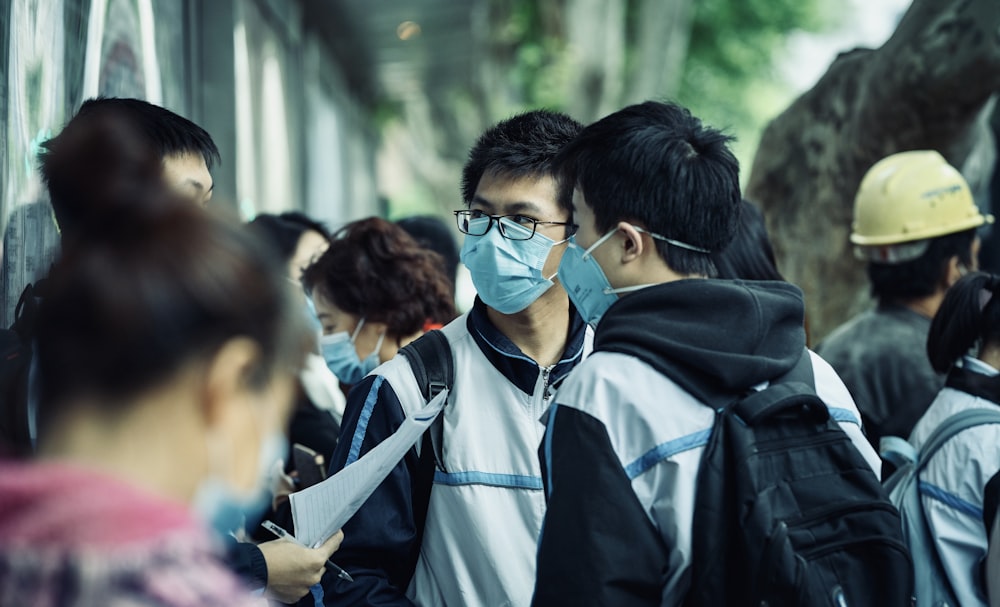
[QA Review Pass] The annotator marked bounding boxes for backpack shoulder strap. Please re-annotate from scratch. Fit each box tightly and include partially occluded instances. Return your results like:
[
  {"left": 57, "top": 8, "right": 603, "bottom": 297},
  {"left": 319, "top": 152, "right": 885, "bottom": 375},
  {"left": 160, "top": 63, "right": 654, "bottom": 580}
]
[
  {"left": 779, "top": 348, "right": 815, "bottom": 387},
  {"left": 397, "top": 329, "right": 453, "bottom": 581},
  {"left": 916, "top": 407, "right": 1000, "bottom": 472},
  {"left": 398, "top": 329, "right": 452, "bottom": 472},
  {"left": 733, "top": 350, "right": 827, "bottom": 425},
  {"left": 399, "top": 329, "right": 453, "bottom": 402}
]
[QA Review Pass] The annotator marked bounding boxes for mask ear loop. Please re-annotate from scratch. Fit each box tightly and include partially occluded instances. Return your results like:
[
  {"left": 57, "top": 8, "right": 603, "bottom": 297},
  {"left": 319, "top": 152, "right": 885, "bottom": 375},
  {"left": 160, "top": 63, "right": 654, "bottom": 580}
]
[
  {"left": 350, "top": 317, "right": 366, "bottom": 343},
  {"left": 546, "top": 234, "right": 576, "bottom": 281},
  {"left": 583, "top": 229, "right": 620, "bottom": 260}
]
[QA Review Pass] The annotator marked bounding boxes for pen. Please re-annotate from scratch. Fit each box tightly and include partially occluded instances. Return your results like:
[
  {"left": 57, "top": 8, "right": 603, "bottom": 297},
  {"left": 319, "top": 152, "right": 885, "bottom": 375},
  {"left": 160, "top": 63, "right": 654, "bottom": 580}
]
[{"left": 259, "top": 520, "right": 354, "bottom": 583}]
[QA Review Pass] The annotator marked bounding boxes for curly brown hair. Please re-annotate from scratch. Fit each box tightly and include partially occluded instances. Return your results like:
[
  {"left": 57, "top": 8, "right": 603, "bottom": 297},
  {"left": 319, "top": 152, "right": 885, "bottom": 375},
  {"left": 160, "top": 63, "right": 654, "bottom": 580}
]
[{"left": 303, "top": 217, "right": 456, "bottom": 337}]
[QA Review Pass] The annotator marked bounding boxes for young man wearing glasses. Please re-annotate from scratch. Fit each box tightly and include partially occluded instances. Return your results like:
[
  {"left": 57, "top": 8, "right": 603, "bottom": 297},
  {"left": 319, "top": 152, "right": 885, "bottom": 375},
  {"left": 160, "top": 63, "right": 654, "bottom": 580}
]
[{"left": 321, "top": 110, "right": 591, "bottom": 607}]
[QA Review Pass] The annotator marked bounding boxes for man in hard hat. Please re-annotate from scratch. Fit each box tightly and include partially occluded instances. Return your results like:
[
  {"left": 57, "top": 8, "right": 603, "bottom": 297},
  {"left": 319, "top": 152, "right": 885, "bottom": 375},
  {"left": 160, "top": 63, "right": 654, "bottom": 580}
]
[{"left": 816, "top": 150, "right": 992, "bottom": 454}]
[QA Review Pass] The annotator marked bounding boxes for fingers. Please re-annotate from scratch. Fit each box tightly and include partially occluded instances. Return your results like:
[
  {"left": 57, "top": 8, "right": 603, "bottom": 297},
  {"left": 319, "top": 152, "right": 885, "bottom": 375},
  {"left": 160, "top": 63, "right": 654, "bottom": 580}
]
[{"left": 318, "top": 530, "right": 344, "bottom": 557}]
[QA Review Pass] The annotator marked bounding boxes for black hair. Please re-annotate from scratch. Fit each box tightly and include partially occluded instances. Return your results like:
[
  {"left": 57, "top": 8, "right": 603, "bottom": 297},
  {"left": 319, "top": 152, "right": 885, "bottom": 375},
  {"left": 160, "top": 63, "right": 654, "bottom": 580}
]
[
  {"left": 35, "top": 184, "right": 312, "bottom": 432},
  {"left": 396, "top": 215, "right": 460, "bottom": 289},
  {"left": 555, "top": 101, "right": 741, "bottom": 277},
  {"left": 248, "top": 212, "right": 329, "bottom": 264},
  {"left": 868, "top": 229, "right": 977, "bottom": 302},
  {"left": 39, "top": 97, "right": 220, "bottom": 237},
  {"left": 712, "top": 200, "right": 783, "bottom": 281},
  {"left": 280, "top": 211, "right": 331, "bottom": 241},
  {"left": 461, "top": 110, "right": 583, "bottom": 214},
  {"left": 927, "top": 272, "right": 1000, "bottom": 373}
]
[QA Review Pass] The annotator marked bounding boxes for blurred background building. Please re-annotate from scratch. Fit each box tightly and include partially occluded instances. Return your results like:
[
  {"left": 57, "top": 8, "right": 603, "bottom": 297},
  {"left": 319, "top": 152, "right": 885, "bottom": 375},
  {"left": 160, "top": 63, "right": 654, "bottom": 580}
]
[{"left": 2, "top": 0, "right": 996, "bottom": 339}]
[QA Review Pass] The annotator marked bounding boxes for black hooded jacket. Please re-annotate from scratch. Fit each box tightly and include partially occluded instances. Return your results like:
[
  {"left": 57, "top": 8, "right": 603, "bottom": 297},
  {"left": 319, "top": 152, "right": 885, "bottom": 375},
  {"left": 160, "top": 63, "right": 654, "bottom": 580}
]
[
  {"left": 533, "top": 278, "right": 819, "bottom": 607},
  {"left": 597, "top": 279, "right": 807, "bottom": 406}
]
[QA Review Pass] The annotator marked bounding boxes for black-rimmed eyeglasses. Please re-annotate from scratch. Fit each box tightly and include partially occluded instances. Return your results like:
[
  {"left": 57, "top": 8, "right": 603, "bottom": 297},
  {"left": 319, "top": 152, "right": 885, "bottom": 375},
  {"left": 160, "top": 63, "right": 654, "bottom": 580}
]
[{"left": 454, "top": 209, "right": 577, "bottom": 241}]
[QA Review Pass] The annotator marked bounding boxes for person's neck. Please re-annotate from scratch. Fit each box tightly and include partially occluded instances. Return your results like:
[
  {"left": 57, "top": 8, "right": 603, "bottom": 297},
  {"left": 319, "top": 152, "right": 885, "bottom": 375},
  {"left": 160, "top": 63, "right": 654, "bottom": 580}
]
[
  {"left": 979, "top": 345, "right": 1000, "bottom": 371},
  {"left": 897, "top": 291, "right": 946, "bottom": 320},
  {"left": 486, "top": 289, "right": 571, "bottom": 368},
  {"left": 37, "top": 393, "right": 201, "bottom": 505}
]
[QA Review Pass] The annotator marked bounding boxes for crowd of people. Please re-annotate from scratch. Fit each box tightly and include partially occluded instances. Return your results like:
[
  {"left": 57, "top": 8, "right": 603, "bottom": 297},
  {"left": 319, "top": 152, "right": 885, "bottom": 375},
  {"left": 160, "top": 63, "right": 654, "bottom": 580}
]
[{"left": 0, "top": 93, "right": 999, "bottom": 607}]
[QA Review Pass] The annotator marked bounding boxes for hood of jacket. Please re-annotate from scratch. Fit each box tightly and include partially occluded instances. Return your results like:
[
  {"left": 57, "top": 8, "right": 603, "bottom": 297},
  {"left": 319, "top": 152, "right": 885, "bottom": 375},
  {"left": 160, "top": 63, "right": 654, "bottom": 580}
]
[{"left": 595, "top": 278, "right": 807, "bottom": 406}]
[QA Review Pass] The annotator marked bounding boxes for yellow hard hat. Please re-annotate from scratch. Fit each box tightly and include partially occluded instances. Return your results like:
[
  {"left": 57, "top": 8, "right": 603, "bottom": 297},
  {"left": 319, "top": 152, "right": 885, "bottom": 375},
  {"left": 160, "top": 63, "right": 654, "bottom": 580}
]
[{"left": 851, "top": 151, "right": 992, "bottom": 254}]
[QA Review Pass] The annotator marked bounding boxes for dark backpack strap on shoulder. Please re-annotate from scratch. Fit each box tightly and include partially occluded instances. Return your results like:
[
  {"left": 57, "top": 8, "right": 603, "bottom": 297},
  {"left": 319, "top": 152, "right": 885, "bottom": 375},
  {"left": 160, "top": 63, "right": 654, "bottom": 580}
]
[
  {"left": 400, "top": 329, "right": 453, "bottom": 402},
  {"left": 777, "top": 348, "right": 814, "bottom": 386},
  {"left": 397, "top": 329, "right": 454, "bottom": 582},
  {"left": 399, "top": 330, "right": 452, "bottom": 473},
  {"left": 733, "top": 350, "right": 827, "bottom": 425}
]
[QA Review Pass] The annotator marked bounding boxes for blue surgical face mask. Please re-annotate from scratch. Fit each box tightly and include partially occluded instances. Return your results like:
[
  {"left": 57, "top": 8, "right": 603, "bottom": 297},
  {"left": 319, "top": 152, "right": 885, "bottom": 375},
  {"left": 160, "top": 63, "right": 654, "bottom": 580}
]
[
  {"left": 558, "top": 227, "right": 708, "bottom": 327},
  {"left": 320, "top": 318, "right": 386, "bottom": 384},
  {"left": 193, "top": 429, "right": 288, "bottom": 537},
  {"left": 460, "top": 216, "right": 566, "bottom": 314}
]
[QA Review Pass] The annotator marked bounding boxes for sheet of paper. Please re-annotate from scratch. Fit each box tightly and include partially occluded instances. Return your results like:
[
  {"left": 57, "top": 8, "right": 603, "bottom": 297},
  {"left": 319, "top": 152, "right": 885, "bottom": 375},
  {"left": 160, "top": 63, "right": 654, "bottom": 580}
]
[{"left": 290, "top": 389, "right": 448, "bottom": 548}]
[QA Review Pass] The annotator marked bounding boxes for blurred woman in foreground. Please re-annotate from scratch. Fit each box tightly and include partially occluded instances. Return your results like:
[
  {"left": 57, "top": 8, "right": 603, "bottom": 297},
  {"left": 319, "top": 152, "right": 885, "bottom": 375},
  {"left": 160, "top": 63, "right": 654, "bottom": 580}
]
[{"left": 0, "top": 188, "right": 323, "bottom": 605}]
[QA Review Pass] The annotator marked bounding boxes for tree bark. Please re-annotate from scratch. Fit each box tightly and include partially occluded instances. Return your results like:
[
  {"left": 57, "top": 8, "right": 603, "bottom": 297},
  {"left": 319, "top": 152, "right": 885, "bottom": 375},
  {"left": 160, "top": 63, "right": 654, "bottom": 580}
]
[{"left": 746, "top": 0, "right": 1000, "bottom": 343}]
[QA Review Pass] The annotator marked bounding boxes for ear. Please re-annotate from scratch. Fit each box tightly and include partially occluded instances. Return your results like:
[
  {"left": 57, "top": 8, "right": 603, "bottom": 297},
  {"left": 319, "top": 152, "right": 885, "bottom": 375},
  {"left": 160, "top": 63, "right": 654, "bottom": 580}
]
[
  {"left": 617, "top": 222, "right": 645, "bottom": 264},
  {"left": 944, "top": 255, "right": 964, "bottom": 289},
  {"left": 199, "top": 337, "right": 262, "bottom": 429}
]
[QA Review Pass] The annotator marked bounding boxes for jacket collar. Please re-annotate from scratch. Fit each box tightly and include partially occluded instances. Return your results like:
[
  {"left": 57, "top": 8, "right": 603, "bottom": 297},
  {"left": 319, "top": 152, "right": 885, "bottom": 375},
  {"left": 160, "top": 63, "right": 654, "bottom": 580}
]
[
  {"left": 946, "top": 358, "right": 1000, "bottom": 404},
  {"left": 466, "top": 297, "right": 587, "bottom": 395}
]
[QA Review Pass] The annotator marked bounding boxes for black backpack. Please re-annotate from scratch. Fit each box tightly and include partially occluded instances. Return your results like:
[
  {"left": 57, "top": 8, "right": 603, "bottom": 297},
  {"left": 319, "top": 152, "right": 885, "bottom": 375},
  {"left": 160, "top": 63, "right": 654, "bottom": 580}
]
[
  {"left": 685, "top": 351, "right": 914, "bottom": 607},
  {"left": 0, "top": 282, "right": 44, "bottom": 456}
]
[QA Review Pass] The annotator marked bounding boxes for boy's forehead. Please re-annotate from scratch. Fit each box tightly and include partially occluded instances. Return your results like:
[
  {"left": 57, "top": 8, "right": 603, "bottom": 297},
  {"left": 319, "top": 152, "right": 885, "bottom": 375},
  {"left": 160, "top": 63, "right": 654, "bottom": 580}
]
[{"left": 472, "top": 171, "right": 564, "bottom": 216}]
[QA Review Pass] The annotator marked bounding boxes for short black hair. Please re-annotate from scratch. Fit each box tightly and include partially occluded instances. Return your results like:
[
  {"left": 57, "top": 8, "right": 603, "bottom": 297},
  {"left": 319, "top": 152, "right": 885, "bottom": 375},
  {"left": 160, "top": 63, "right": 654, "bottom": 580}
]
[
  {"left": 39, "top": 98, "right": 220, "bottom": 236},
  {"left": 460, "top": 110, "right": 583, "bottom": 214},
  {"left": 868, "top": 229, "right": 977, "bottom": 302},
  {"left": 248, "top": 214, "right": 307, "bottom": 263},
  {"left": 556, "top": 101, "right": 741, "bottom": 277},
  {"left": 712, "top": 200, "right": 783, "bottom": 281},
  {"left": 51, "top": 98, "right": 220, "bottom": 168},
  {"left": 280, "top": 211, "right": 331, "bottom": 241}
]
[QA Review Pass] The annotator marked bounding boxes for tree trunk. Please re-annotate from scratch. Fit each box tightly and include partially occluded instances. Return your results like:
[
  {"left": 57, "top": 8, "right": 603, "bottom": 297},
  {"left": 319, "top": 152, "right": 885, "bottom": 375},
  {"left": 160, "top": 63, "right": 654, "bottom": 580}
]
[
  {"left": 746, "top": 0, "right": 1000, "bottom": 343},
  {"left": 623, "top": 0, "right": 693, "bottom": 105}
]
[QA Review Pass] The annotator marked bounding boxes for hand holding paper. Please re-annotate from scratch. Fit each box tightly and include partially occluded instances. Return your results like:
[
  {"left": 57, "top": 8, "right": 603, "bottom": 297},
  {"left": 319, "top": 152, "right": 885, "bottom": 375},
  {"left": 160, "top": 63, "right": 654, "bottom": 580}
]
[{"left": 290, "top": 388, "right": 448, "bottom": 548}]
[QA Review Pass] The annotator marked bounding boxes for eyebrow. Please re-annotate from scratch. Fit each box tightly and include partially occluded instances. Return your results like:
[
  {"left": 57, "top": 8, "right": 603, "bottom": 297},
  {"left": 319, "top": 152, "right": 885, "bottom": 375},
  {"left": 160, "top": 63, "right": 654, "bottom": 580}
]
[
  {"left": 183, "top": 178, "right": 215, "bottom": 194},
  {"left": 471, "top": 195, "right": 543, "bottom": 215}
]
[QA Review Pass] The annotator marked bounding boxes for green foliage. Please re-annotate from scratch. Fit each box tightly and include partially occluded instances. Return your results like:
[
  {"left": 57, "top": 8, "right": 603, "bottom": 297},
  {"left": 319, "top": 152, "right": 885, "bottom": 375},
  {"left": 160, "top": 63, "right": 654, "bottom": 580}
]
[
  {"left": 675, "top": 0, "right": 834, "bottom": 178},
  {"left": 502, "top": 0, "right": 571, "bottom": 112},
  {"left": 501, "top": 0, "right": 835, "bottom": 177}
]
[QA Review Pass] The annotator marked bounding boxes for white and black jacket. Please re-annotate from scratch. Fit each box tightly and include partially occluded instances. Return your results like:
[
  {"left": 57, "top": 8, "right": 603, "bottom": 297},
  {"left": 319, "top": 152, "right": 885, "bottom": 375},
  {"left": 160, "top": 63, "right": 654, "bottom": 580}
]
[
  {"left": 908, "top": 356, "right": 1000, "bottom": 607},
  {"left": 321, "top": 298, "right": 591, "bottom": 607},
  {"left": 532, "top": 279, "right": 880, "bottom": 607}
]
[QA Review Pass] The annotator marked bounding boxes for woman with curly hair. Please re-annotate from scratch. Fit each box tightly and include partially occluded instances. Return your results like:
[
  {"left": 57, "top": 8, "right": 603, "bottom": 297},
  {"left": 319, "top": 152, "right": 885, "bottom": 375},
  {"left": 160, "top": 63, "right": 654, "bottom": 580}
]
[{"left": 303, "top": 217, "right": 456, "bottom": 390}]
